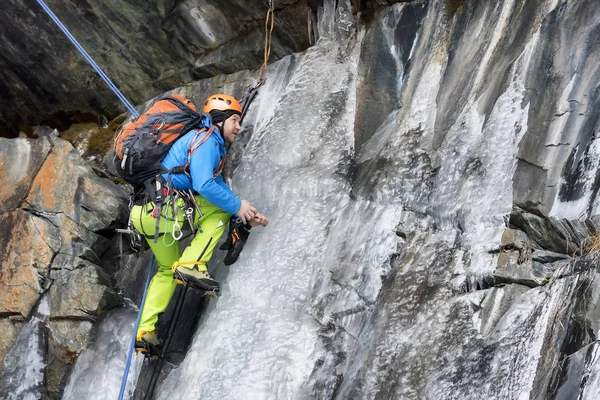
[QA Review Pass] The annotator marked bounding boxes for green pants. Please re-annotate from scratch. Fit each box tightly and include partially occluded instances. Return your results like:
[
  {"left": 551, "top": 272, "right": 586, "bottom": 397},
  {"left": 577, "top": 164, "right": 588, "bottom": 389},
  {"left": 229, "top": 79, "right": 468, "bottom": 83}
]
[{"left": 131, "top": 195, "right": 229, "bottom": 334}]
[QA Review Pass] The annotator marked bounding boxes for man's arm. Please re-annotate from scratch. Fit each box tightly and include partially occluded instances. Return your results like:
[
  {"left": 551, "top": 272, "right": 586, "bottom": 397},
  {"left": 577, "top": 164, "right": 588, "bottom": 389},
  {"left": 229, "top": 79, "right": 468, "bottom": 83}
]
[{"left": 189, "top": 140, "right": 241, "bottom": 215}]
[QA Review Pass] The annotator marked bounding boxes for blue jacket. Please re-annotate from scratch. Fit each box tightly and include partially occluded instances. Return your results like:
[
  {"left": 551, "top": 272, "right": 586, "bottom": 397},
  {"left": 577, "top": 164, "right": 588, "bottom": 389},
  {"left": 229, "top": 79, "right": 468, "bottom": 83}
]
[{"left": 160, "top": 119, "right": 241, "bottom": 215}]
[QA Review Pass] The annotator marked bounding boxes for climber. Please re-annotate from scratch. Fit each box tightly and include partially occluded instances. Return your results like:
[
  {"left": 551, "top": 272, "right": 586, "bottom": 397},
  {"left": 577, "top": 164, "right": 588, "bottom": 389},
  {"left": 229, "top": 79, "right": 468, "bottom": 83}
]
[{"left": 130, "top": 94, "right": 269, "bottom": 356}]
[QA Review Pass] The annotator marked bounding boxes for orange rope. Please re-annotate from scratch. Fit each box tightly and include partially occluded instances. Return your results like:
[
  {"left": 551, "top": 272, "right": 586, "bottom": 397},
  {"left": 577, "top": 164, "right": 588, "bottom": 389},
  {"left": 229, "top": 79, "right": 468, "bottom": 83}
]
[{"left": 256, "top": 4, "right": 275, "bottom": 86}]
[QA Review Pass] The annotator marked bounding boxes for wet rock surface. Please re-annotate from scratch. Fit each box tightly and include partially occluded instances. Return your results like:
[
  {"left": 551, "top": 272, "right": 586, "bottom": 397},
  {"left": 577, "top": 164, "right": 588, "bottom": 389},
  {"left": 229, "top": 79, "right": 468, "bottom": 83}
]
[
  {"left": 0, "top": 318, "right": 22, "bottom": 376},
  {"left": 0, "top": 209, "right": 55, "bottom": 317}
]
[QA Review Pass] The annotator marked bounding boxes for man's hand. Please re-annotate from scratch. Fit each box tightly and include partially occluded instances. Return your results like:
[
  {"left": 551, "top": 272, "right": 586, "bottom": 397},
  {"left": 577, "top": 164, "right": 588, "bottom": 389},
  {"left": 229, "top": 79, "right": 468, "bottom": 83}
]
[
  {"left": 219, "top": 211, "right": 268, "bottom": 266},
  {"left": 237, "top": 200, "right": 257, "bottom": 224},
  {"left": 220, "top": 217, "right": 251, "bottom": 265},
  {"left": 249, "top": 213, "right": 269, "bottom": 227}
]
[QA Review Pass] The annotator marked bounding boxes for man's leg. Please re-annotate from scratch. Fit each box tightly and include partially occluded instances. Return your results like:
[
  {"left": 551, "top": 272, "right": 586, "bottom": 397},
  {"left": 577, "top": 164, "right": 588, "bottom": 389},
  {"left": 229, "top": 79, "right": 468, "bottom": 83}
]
[
  {"left": 173, "top": 196, "right": 230, "bottom": 288},
  {"left": 130, "top": 204, "right": 180, "bottom": 338}
]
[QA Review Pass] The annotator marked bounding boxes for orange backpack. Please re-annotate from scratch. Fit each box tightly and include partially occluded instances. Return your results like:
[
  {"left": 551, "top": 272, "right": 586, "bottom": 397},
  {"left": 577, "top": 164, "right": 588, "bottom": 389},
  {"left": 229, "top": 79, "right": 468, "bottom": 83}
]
[{"left": 113, "top": 93, "right": 210, "bottom": 186}]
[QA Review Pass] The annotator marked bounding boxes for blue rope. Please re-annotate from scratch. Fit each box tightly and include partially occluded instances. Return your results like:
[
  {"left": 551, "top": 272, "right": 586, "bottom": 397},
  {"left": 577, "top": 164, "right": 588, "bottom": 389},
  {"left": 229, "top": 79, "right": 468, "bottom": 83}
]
[
  {"left": 36, "top": 0, "right": 139, "bottom": 117},
  {"left": 118, "top": 254, "right": 155, "bottom": 400}
]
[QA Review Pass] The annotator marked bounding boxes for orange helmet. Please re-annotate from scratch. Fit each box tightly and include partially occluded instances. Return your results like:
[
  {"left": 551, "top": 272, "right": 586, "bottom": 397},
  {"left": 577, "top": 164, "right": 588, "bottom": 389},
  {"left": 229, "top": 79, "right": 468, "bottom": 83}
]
[{"left": 203, "top": 94, "right": 242, "bottom": 115}]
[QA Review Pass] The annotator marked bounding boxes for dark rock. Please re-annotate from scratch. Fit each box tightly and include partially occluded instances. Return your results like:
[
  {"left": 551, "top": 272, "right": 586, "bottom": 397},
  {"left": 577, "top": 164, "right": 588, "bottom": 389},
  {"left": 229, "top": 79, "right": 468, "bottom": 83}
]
[
  {"left": 531, "top": 250, "right": 570, "bottom": 264},
  {"left": 494, "top": 253, "right": 566, "bottom": 287},
  {"left": 514, "top": 0, "right": 600, "bottom": 218},
  {"left": 494, "top": 225, "right": 569, "bottom": 287},
  {"left": 48, "top": 255, "right": 122, "bottom": 319},
  {"left": 552, "top": 342, "right": 600, "bottom": 400},
  {"left": 24, "top": 138, "right": 129, "bottom": 232},
  {"left": 509, "top": 206, "right": 588, "bottom": 255},
  {"left": 0, "top": 319, "right": 22, "bottom": 376},
  {"left": 500, "top": 227, "right": 536, "bottom": 248},
  {"left": 45, "top": 321, "right": 92, "bottom": 399},
  {"left": 113, "top": 251, "right": 156, "bottom": 307},
  {"left": 512, "top": 158, "right": 548, "bottom": 214},
  {"left": 479, "top": 284, "right": 530, "bottom": 336},
  {"left": 0, "top": 0, "right": 312, "bottom": 135},
  {"left": 354, "top": 1, "right": 427, "bottom": 153},
  {"left": 48, "top": 320, "right": 93, "bottom": 354},
  {"left": 22, "top": 208, "right": 110, "bottom": 264}
]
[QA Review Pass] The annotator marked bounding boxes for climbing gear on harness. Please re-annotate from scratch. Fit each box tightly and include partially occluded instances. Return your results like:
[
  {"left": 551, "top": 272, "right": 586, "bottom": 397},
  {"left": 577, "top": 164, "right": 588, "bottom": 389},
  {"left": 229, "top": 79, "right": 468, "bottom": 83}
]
[
  {"left": 172, "top": 261, "right": 221, "bottom": 294},
  {"left": 171, "top": 217, "right": 183, "bottom": 241},
  {"left": 36, "top": 0, "right": 139, "bottom": 117},
  {"left": 219, "top": 217, "right": 252, "bottom": 265},
  {"left": 135, "top": 330, "right": 161, "bottom": 359}
]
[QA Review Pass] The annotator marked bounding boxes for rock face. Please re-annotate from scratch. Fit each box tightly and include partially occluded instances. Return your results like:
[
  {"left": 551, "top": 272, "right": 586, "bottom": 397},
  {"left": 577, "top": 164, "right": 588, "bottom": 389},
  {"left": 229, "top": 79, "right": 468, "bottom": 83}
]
[
  {"left": 0, "top": 0, "right": 313, "bottom": 135},
  {"left": 0, "top": 209, "right": 55, "bottom": 317},
  {"left": 0, "top": 136, "right": 129, "bottom": 396}
]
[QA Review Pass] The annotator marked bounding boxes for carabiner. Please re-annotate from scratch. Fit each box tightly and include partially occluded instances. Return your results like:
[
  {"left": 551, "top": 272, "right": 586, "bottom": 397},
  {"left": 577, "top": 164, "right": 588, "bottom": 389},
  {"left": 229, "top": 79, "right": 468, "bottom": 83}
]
[{"left": 172, "top": 221, "right": 183, "bottom": 241}]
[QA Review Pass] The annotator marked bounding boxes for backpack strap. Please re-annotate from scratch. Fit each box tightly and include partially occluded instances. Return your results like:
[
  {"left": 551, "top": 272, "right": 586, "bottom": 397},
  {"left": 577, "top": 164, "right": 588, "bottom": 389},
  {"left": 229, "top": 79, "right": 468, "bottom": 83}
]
[
  {"left": 142, "top": 175, "right": 167, "bottom": 244},
  {"left": 182, "top": 125, "right": 223, "bottom": 177},
  {"left": 213, "top": 154, "right": 226, "bottom": 178}
]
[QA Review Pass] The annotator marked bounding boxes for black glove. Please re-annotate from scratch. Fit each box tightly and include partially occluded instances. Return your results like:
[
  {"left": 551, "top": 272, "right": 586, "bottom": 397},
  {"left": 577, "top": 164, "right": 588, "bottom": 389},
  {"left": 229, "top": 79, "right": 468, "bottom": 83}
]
[{"left": 219, "top": 217, "right": 251, "bottom": 265}]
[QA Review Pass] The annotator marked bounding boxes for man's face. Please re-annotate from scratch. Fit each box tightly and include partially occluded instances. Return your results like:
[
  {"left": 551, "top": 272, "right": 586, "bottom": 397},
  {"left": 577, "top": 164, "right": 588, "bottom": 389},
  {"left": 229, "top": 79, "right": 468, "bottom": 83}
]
[{"left": 223, "top": 114, "right": 242, "bottom": 144}]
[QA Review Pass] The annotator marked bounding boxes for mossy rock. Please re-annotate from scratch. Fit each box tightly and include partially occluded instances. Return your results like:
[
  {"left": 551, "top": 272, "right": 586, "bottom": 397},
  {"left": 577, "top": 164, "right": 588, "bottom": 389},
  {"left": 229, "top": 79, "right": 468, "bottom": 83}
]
[
  {"left": 18, "top": 124, "right": 35, "bottom": 138},
  {"left": 59, "top": 122, "right": 99, "bottom": 146},
  {"left": 85, "top": 114, "right": 128, "bottom": 158}
]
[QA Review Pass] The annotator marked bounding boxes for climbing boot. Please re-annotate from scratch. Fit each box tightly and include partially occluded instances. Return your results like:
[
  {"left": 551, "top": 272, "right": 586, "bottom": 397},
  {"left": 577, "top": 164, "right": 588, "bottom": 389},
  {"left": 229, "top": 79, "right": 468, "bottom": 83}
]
[
  {"left": 135, "top": 330, "right": 161, "bottom": 358},
  {"left": 173, "top": 265, "right": 220, "bottom": 294}
]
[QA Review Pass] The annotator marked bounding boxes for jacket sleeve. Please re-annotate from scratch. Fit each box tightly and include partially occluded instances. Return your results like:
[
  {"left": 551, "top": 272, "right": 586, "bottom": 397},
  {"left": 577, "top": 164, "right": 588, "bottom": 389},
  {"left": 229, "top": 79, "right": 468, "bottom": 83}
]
[{"left": 189, "top": 138, "right": 241, "bottom": 215}]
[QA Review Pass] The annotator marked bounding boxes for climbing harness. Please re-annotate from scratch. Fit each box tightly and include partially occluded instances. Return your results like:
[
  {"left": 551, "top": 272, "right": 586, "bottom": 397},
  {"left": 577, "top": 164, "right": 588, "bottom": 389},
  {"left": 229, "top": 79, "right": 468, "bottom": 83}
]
[
  {"left": 36, "top": 0, "right": 139, "bottom": 117},
  {"left": 118, "top": 255, "right": 155, "bottom": 400}
]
